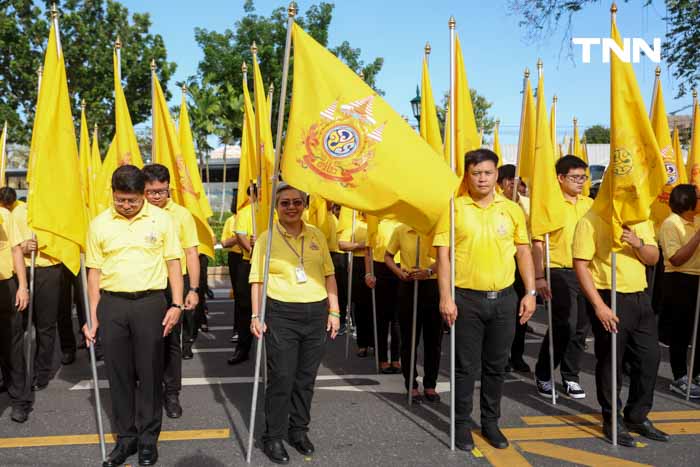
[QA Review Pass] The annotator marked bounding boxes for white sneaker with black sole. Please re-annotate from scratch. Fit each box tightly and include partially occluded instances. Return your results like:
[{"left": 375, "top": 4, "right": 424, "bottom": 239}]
[
  {"left": 535, "top": 377, "right": 558, "bottom": 399},
  {"left": 563, "top": 380, "right": 586, "bottom": 399},
  {"left": 670, "top": 375, "right": 700, "bottom": 399}
]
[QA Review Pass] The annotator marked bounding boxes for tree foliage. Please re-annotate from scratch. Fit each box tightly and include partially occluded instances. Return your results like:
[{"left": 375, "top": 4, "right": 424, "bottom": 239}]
[
  {"left": 583, "top": 124, "right": 610, "bottom": 143},
  {"left": 436, "top": 90, "right": 496, "bottom": 137}
]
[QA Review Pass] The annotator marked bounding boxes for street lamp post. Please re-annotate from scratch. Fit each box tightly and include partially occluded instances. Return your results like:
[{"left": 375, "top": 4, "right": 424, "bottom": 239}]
[{"left": 410, "top": 85, "right": 421, "bottom": 130}]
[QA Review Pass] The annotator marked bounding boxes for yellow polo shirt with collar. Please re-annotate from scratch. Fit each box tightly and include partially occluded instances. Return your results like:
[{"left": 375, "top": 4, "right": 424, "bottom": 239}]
[
  {"left": 222, "top": 214, "right": 243, "bottom": 254},
  {"left": 163, "top": 199, "right": 199, "bottom": 275},
  {"left": 338, "top": 209, "right": 367, "bottom": 258},
  {"left": 0, "top": 207, "right": 22, "bottom": 280},
  {"left": 659, "top": 213, "right": 700, "bottom": 275},
  {"left": 386, "top": 223, "right": 436, "bottom": 279},
  {"left": 433, "top": 193, "right": 529, "bottom": 291},
  {"left": 12, "top": 203, "right": 60, "bottom": 267},
  {"left": 86, "top": 202, "right": 182, "bottom": 292},
  {"left": 533, "top": 194, "right": 593, "bottom": 269},
  {"left": 234, "top": 204, "right": 255, "bottom": 261},
  {"left": 572, "top": 211, "right": 656, "bottom": 293},
  {"left": 370, "top": 219, "right": 401, "bottom": 263},
  {"left": 249, "top": 222, "right": 335, "bottom": 303}
]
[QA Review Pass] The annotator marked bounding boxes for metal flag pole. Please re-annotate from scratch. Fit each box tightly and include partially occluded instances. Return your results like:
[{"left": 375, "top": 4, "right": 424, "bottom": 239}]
[
  {"left": 369, "top": 248, "right": 380, "bottom": 374},
  {"left": 151, "top": 60, "right": 156, "bottom": 164},
  {"left": 408, "top": 237, "right": 420, "bottom": 406},
  {"left": 551, "top": 95, "right": 558, "bottom": 156},
  {"left": 1, "top": 121, "right": 8, "bottom": 186},
  {"left": 647, "top": 67, "right": 661, "bottom": 298},
  {"left": 545, "top": 234, "right": 556, "bottom": 404},
  {"left": 345, "top": 209, "right": 357, "bottom": 359},
  {"left": 267, "top": 83, "right": 275, "bottom": 125},
  {"left": 246, "top": 3, "right": 296, "bottom": 463},
  {"left": 611, "top": 251, "right": 618, "bottom": 447},
  {"left": 687, "top": 276, "right": 700, "bottom": 401},
  {"left": 513, "top": 68, "right": 529, "bottom": 201},
  {"left": 448, "top": 15, "right": 457, "bottom": 452}
]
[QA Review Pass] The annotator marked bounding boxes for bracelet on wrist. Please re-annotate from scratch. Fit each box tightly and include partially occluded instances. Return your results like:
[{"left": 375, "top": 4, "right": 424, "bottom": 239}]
[
  {"left": 364, "top": 273, "right": 372, "bottom": 278},
  {"left": 251, "top": 314, "right": 259, "bottom": 320},
  {"left": 328, "top": 311, "right": 341, "bottom": 318},
  {"left": 535, "top": 276, "right": 545, "bottom": 280}
]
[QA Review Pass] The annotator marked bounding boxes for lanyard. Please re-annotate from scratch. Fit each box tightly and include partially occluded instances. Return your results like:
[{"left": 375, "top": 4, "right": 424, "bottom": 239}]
[{"left": 276, "top": 223, "right": 305, "bottom": 266}]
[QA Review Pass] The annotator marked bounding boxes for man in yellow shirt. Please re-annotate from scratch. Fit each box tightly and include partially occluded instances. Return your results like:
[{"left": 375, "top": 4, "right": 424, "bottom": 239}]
[
  {"left": 0, "top": 204, "right": 31, "bottom": 422},
  {"left": 434, "top": 149, "right": 536, "bottom": 451},
  {"left": 143, "top": 164, "right": 200, "bottom": 419},
  {"left": 573, "top": 210, "right": 669, "bottom": 447},
  {"left": 532, "top": 156, "right": 593, "bottom": 400},
  {"left": 84, "top": 165, "right": 183, "bottom": 467}
]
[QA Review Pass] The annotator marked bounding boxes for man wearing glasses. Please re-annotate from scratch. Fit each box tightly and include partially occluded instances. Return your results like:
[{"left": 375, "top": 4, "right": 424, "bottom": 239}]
[
  {"left": 84, "top": 165, "right": 183, "bottom": 466},
  {"left": 532, "top": 155, "right": 593, "bottom": 400}
]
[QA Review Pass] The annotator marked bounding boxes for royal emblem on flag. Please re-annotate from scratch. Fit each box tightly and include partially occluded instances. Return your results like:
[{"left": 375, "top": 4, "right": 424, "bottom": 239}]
[
  {"left": 664, "top": 161, "right": 678, "bottom": 185},
  {"left": 613, "top": 148, "right": 633, "bottom": 176},
  {"left": 299, "top": 96, "right": 386, "bottom": 187}
]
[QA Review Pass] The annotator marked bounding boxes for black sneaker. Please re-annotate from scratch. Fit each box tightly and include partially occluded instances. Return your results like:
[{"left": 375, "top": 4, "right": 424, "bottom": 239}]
[{"left": 535, "top": 377, "right": 558, "bottom": 399}]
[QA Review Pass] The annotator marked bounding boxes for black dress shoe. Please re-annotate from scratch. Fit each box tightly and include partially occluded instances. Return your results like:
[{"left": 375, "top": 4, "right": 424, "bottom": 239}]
[
  {"left": 625, "top": 419, "right": 670, "bottom": 442},
  {"left": 227, "top": 350, "right": 249, "bottom": 365},
  {"left": 102, "top": 441, "right": 137, "bottom": 467},
  {"left": 455, "top": 429, "right": 474, "bottom": 451},
  {"left": 602, "top": 420, "right": 636, "bottom": 447},
  {"left": 263, "top": 439, "right": 289, "bottom": 465},
  {"left": 31, "top": 382, "right": 48, "bottom": 392},
  {"left": 164, "top": 394, "right": 183, "bottom": 418},
  {"left": 10, "top": 406, "right": 29, "bottom": 423},
  {"left": 481, "top": 424, "right": 509, "bottom": 449},
  {"left": 182, "top": 344, "right": 194, "bottom": 360},
  {"left": 138, "top": 444, "right": 158, "bottom": 466},
  {"left": 0, "top": 384, "right": 7, "bottom": 393},
  {"left": 424, "top": 390, "right": 441, "bottom": 403},
  {"left": 61, "top": 352, "right": 76, "bottom": 365},
  {"left": 289, "top": 434, "right": 315, "bottom": 455}
]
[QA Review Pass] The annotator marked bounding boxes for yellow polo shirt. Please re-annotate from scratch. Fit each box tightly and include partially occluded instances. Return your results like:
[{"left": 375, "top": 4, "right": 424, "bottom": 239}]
[
  {"left": 235, "top": 204, "right": 255, "bottom": 261},
  {"left": 534, "top": 195, "right": 593, "bottom": 269},
  {"left": 0, "top": 208, "right": 22, "bottom": 280},
  {"left": 370, "top": 219, "right": 401, "bottom": 263},
  {"left": 659, "top": 213, "right": 700, "bottom": 275},
  {"left": 222, "top": 214, "right": 242, "bottom": 254},
  {"left": 249, "top": 222, "right": 335, "bottom": 303},
  {"left": 433, "top": 193, "right": 529, "bottom": 291},
  {"left": 163, "top": 200, "right": 199, "bottom": 275},
  {"left": 572, "top": 212, "right": 656, "bottom": 293},
  {"left": 325, "top": 212, "right": 339, "bottom": 253},
  {"left": 86, "top": 202, "right": 182, "bottom": 292},
  {"left": 338, "top": 209, "right": 367, "bottom": 258},
  {"left": 13, "top": 203, "right": 60, "bottom": 267},
  {"left": 386, "top": 223, "right": 435, "bottom": 277}
]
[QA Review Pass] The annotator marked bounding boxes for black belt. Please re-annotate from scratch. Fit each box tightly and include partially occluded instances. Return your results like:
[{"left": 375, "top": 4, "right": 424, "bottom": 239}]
[
  {"left": 457, "top": 286, "right": 513, "bottom": 300},
  {"left": 102, "top": 290, "right": 164, "bottom": 300}
]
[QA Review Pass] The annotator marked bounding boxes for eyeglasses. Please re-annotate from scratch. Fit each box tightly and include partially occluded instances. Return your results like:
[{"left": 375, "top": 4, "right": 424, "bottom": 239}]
[
  {"left": 113, "top": 197, "right": 142, "bottom": 207},
  {"left": 145, "top": 189, "right": 169, "bottom": 197},
  {"left": 279, "top": 199, "right": 304, "bottom": 208},
  {"left": 565, "top": 175, "right": 589, "bottom": 183}
]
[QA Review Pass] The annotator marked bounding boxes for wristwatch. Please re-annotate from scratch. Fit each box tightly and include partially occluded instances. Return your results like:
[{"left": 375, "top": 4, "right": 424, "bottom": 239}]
[
  {"left": 526, "top": 289, "right": 537, "bottom": 297},
  {"left": 170, "top": 303, "right": 184, "bottom": 310}
]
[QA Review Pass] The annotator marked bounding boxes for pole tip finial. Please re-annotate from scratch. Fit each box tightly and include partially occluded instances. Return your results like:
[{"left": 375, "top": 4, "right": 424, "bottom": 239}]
[
  {"left": 51, "top": 3, "right": 57, "bottom": 19},
  {"left": 37, "top": 65, "right": 43, "bottom": 76},
  {"left": 150, "top": 59, "right": 156, "bottom": 71},
  {"left": 611, "top": 2, "right": 618, "bottom": 13},
  {"left": 81, "top": 98, "right": 86, "bottom": 110},
  {"left": 424, "top": 42, "right": 431, "bottom": 56},
  {"left": 359, "top": 70, "right": 365, "bottom": 80},
  {"left": 181, "top": 83, "right": 187, "bottom": 93},
  {"left": 93, "top": 122, "right": 98, "bottom": 131},
  {"left": 251, "top": 42, "right": 258, "bottom": 55},
  {"left": 496, "top": 119, "right": 500, "bottom": 125},
  {"left": 524, "top": 67, "right": 530, "bottom": 78},
  {"left": 269, "top": 83, "right": 274, "bottom": 93},
  {"left": 573, "top": 116, "right": 578, "bottom": 124},
  {"left": 553, "top": 94, "right": 558, "bottom": 102},
  {"left": 448, "top": 16, "right": 456, "bottom": 29},
  {"left": 693, "top": 88, "right": 698, "bottom": 99},
  {"left": 115, "top": 36, "right": 122, "bottom": 49},
  {"left": 288, "top": 1, "right": 298, "bottom": 17},
  {"left": 242, "top": 61, "right": 248, "bottom": 73},
  {"left": 537, "top": 58, "right": 543, "bottom": 69},
  {"left": 655, "top": 65, "right": 661, "bottom": 77}
]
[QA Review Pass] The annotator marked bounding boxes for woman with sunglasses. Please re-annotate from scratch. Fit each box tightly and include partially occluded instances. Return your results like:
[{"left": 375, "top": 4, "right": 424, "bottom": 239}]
[{"left": 249, "top": 183, "right": 341, "bottom": 464}]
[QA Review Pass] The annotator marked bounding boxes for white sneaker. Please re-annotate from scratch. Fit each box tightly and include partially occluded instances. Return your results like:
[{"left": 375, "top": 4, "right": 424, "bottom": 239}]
[
  {"left": 670, "top": 376, "right": 700, "bottom": 399},
  {"left": 563, "top": 380, "right": 586, "bottom": 399}
]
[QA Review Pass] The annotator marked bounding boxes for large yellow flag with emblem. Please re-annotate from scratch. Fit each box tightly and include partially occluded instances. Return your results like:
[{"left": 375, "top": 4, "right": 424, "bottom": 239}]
[
  {"left": 282, "top": 24, "right": 459, "bottom": 234},
  {"left": 252, "top": 54, "right": 274, "bottom": 235},
  {"left": 152, "top": 70, "right": 214, "bottom": 258},
  {"left": 591, "top": 15, "right": 666, "bottom": 251},
  {"left": 530, "top": 68, "right": 567, "bottom": 237},
  {"left": 179, "top": 90, "right": 213, "bottom": 219},
  {"left": 237, "top": 72, "right": 257, "bottom": 211},
  {"left": 420, "top": 58, "right": 442, "bottom": 154},
  {"left": 26, "top": 23, "right": 87, "bottom": 274},
  {"left": 686, "top": 93, "right": 700, "bottom": 188},
  {"left": 516, "top": 74, "right": 536, "bottom": 184}
]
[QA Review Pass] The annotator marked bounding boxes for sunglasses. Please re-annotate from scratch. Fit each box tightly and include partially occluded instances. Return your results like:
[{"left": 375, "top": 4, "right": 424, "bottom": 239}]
[{"left": 279, "top": 199, "right": 304, "bottom": 208}]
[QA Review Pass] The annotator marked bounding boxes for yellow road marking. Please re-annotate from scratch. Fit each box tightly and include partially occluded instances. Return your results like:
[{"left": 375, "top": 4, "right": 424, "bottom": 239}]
[
  {"left": 472, "top": 433, "right": 532, "bottom": 467},
  {"left": 518, "top": 441, "right": 652, "bottom": 466},
  {"left": 522, "top": 410, "right": 700, "bottom": 426},
  {"left": 0, "top": 429, "right": 230, "bottom": 449}
]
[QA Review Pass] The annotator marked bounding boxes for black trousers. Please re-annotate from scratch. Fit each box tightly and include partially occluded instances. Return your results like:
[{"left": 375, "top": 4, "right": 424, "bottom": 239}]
[
  {"left": 99, "top": 291, "right": 167, "bottom": 445},
  {"left": 30, "top": 264, "right": 63, "bottom": 386},
  {"left": 57, "top": 265, "right": 84, "bottom": 354},
  {"left": 0, "top": 278, "right": 34, "bottom": 410},
  {"left": 350, "top": 256, "right": 373, "bottom": 348},
  {"left": 192, "top": 254, "right": 209, "bottom": 335},
  {"left": 399, "top": 280, "right": 442, "bottom": 390},
  {"left": 234, "top": 260, "right": 253, "bottom": 355},
  {"left": 374, "top": 262, "right": 400, "bottom": 362},
  {"left": 509, "top": 270, "right": 527, "bottom": 363},
  {"left": 263, "top": 298, "right": 327, "bottom": 442},
  {"left": 535, "top": 268, "right": 590, "bottom": 382},
  {"left": 663, "top": 272, "right": 700, "bottom": 380},
  {"left": 455, "top": 286, "right": 517, "bottom": 427},
  {"left": 331, "top": 252, "right": 348, "bottom": 326},
  {"left": 228, "top": 252, "right": 242, "bottom": 331},
  {"left": 164, "top": 275, "right": 190, "bottom": 395},
  {"left": 588, "top": 290, "right": 659, "bottom": 424}
]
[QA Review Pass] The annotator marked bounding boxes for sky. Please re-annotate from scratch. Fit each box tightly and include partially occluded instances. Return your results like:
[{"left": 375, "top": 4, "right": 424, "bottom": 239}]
[{"left": 119, "top": 0, "right": 695, "bottom": 145}]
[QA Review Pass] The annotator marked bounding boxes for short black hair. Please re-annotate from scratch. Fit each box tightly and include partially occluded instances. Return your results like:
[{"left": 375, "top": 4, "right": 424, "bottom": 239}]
[
  {"left": 142, "top": 163, "right": 171, "bottom": 184},
  {"left": 669, "top": 184, "right": 697, "bottom": 215},
  {"left": 555, "top": 155, "right": 588, "bottom": 176},
  {"left": 464, "top": 148, "right": 499, "bottom": 170},
  {"left": 246, "top": 184, "right": 258, "bottom": 197},
  {"left": 498, "top": 164, "right": 516, "bottom": 183},
  {"left": 0, "top": 187, "right": 17, "bottom": 207},
  {"left": 112, "top": 165, "right": 145, "bottom": 193}
]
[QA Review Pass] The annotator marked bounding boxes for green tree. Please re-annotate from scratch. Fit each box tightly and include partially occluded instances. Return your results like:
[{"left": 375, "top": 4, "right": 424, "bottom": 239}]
[
  {"left": 508, "top": 0, "right": 699, "bottom": 97},
  {"left": 436, "top": 89, "right": 496, "bottom": 137},
  {"left": 583, "top": 124, "right": 610, "bottom": 143},
  {"left": 0, "top": 0, "right": 175, "bottom": 146}
]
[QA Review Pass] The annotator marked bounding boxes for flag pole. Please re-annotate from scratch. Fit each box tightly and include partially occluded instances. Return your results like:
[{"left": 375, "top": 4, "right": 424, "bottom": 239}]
[
  {"left": 345, "top": 209, "right": 357, "bottom": 359},
  {"left": 0, "top": 121, "right": 7, "bottom": 187},
  {"left": 115, "top": 36, "right": 122, "bottom": 82},
  {"left": 513, "top": 68, "right": 529, "bottom": 201},
  {"left": 267, "top": 83, "right": 274, "bottom": 126},
  {"left": 647, "top": 67, "right": 661, "bottom": 296},
  {"left": 151, "top": 60, "right": 156, "bottom": 164},
  {"left": 369, "top": 248, "right": 380, "bottom": 374},
  {"left": 448, "top": 15, "right": 457, "bottom": 452},
  {"left": 408, "top": 238, "right": 420, "bottom": 406},
  {"left": 245, "top": 2, "right": 296, "bottom": 463},
  {"left": 611, "top": 252, "right": 618, "bottom": 447},
  {"left": 686, "top": 277, "right": 700, "bottom": 400},
  {"left": 544, "top": 233, "right": 556, "bottom": 404},
  {"left": 551, "top": 95, "right": 558, "bottom": 156}
]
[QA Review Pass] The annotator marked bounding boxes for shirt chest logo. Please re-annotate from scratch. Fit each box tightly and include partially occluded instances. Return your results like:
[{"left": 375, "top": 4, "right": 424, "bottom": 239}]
[
  {"left": 310, "top": 241, "right": 320, "bottom": 251},
  {"left": 145, "top": 231, "right": 158, "bottom": 245}
]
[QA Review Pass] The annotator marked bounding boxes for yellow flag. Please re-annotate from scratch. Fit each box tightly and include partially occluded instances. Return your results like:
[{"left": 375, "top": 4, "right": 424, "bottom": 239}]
[
  {"left": 516, "top": 74, "right": 537, "bottom": 184},
  {"left": 282, "top": 24, "right": 459, "bottom": 234},
  {"left": 252, "top": 54, "right": 275, "bottom": 235},
  {"left": 493, "top": 120, "right": 502, "bottom": 165},
  {"left": 688, "top": 95, "right": 700, "bottom": 188},
  {"left": 88, "top": 125, "right": 102, "bottom": 219},
  {"left": 570, "top": 118, "right": 582, "bottom": 157},
  {"left": 580, "top": 134, "right": 591, "bottom": 196},
  {"left": 549, "top": 98, "right": 560, "bottom": 158},
  {"left": 0, "top": 121, "right": 7, "bottom": 188},
  {"left": 78, "top": 105, "right": 90, "bottom": 214},
  {"left": 179, "top": 89, "right": 213, "bottom": 219},
  {"left": 530, "top": 68, "right": 567, "bottom": 237},
  {"left": 443, "top": 34, "right": 480, "bottom": 179},
  {"left": 591, "top": 15, "right": 667, "bottom": 251},
  {"left": 672, "top": 127, "right": 687, "bottom": 184},
  {"left": 237, "top": 72, "right": 257, "bottom": 211},
  {"left": 419, "top": 58, "right": 442, "bottom": 155},
  {"left": 152, "top": 70, "right": 214, "bottom": 258},
  {"left": 306, "top": 194, "right": 328, "bottom": 229},
  {"left": 26, "top": 23, "right": 87, "bottom": 274}
]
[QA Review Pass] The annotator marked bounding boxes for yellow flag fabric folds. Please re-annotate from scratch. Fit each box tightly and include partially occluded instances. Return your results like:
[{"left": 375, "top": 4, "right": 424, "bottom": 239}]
[
  {"left": 571, "top": 120, "right": 582, "bottom": 157},
  {"left": 493, "top": 121, "right": 502, "bottom": 165},
  {"left": 152, "top": 71, "right": 214, "bottom": 258},
  {"left": 0, "top": 121, "right": 7, "bottom": 188},
  {"left": 516, "top": 76, "right": 536, "bottom": 184},
  {"left": 88, "top": 125, "right": 102, "bottom": 219},
  {"left": 420, "top": 58, "right": 442, "bottom": 155},
  {"left": 580, "top": 134, "right": 591, "bottom": 196},
  {"left": 282, "top": 24, "right": 459, "bottom": 234},
  {"left": 179, "top": 92, "right": 213, "bottom": 219},
  {"left": 529, "top": 71, "right": 567, "bottom": 237},
  {"left": 688, "top": 97, "right": 700, "bottom": 188},
  {"left": 549, "top": 101, "right": 560, "bottom": 158},
  {"left": 27, "top": 23, "right": 87, "bottom": 274},
  {"left": 237, "top": 74, "right": 257, "bottom": 211},
  {"left": 252, "top": 56, "right": 274, "bottom": 235},
  {"left": 591, "top": 17, "right": 667, "bottom": 251},
  {"left": 78, "top": 106, "right": 91, "bottom": 215},
  {"left": 673, "top": 127, "right": 687, "bottom": 184}
]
